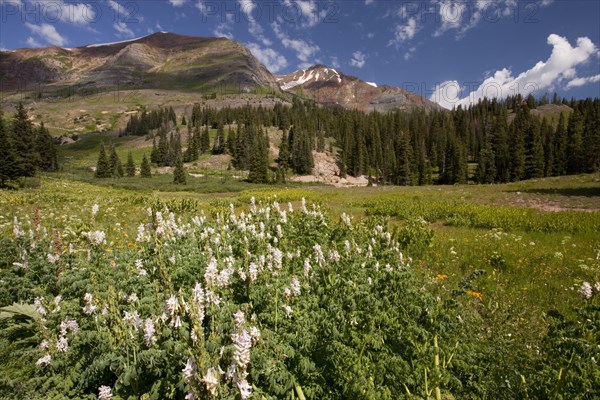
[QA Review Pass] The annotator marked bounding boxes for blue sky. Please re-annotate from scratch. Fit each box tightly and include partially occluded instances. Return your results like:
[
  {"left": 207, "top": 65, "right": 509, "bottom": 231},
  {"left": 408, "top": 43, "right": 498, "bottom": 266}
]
[{"left": 1, "top": 0, "right": 599, "bottom": 107}]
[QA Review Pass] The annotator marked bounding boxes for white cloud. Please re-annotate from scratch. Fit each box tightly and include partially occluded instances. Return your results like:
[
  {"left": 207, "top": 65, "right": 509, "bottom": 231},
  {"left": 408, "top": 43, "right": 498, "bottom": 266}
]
[
  {"left": 246, "top": 42, "right": 288, "bottom": 73},
  {"left": 168, "top": 0, "right": 187, "bottom": 6},
  {"left": 365, "top": 0, "right": 374, "bottom": 5},
  {"left": 389, "top": 17, "right": 418, "bottom": 47},
  {"left": 404, "top": 47, "right": 416, "bottom": 61},
  {"left": 113, "top": 21, "right": 135, "bottom": 38},
  {"left": 282, "top": 0, "right": 327, "bottom": 28},
  {"left": 25, "top": 0, "right": 96, "bottom": 26},
  {"left": 272, "top": 22, "right": 319, "bottom": 63},
  {"left": 107, "top": 0, "right": 143, "bottom": 22},
  {"left": 350, "top": 51, "right": 366, "bottom": 68},
  {"left": 26, "top": 36, "right": 42, "bottom": 47},
  {"left": 25, "top": 22, "right": 68, "bottom": 46},
  {"left": 239, "top": 0, "right": 271, "bottom": 46},
  {"left": 330, "top": 56, "right": 340, "bottom": 69},
  {"left": 433, "top": 0, "right": 556, "bottom": 39},
  {"left": 566, "top": 74, "right": 600, "bottom": 89},
  {"left": 431, "top": 34, "right": 599, "bottom": 109}
]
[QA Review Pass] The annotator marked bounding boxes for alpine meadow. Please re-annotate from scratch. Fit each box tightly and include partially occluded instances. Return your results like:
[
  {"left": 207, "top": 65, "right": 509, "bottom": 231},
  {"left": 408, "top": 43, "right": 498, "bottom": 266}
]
[{"left": 0, "top": 1, "right": 599, "bottom": 399}]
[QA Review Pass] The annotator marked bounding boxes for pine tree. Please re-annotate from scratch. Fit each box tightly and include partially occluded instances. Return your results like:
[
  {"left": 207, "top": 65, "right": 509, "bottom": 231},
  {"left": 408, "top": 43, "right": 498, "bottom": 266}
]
[
  {"left": 95, "top": 144, "right": 111, "bottom": 178},
  {"left": 126, "top": 151, "right": 136, "bottom": 177},
  {"left": 0, "top": 113, "right": 19, "bottom": 187},
  {"left": 173, "top": 153, "right": 186, "bottom": 184},
  {"left": 181, "top": 115, "right": 187, "bottom": 126},
  {"left": 140, "top": 154, "right": 152, "bottom": 178}
]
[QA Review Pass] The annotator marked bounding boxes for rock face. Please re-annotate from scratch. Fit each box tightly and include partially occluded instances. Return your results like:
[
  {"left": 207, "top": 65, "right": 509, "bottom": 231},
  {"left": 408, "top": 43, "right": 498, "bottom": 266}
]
[
  {"left": 0, "top": 32, "right": 278, "bottom": 91},
  {"left": 276, "top": 64, "right": 440, "bottom": 112}
]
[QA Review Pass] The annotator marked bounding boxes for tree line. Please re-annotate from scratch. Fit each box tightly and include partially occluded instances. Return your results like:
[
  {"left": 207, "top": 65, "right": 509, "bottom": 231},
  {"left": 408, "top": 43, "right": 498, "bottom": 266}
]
[
  {"left": 0, "top": 104, "right": 59, "bottom": 188},
  {"left": 119, "top": 95, "right": 598, "bottom": 185}
]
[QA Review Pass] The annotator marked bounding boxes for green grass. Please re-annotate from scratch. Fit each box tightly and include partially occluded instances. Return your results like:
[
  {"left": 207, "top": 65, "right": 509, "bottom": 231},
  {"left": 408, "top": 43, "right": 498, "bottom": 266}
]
[{"left": 1, "top": 173, "right": 598, "bottom": 383}]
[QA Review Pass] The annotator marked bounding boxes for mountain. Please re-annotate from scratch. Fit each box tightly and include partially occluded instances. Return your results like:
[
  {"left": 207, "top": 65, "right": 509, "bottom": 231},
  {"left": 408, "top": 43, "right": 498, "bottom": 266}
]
[
  {"left": 0, "top": 32, "right": 277, "bottom": 92},
  {"left": 276, "top": 64, "right": 440, "bottom": 112},
  {"left": 0, "top": 32, "right": 438, "bottom": 113}
]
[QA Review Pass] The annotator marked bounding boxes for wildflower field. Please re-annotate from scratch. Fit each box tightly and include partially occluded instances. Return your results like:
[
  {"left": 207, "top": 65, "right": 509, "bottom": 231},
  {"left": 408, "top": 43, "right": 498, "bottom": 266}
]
[{"left": 0, "top": 175, "right": 599, "bottom": 399}]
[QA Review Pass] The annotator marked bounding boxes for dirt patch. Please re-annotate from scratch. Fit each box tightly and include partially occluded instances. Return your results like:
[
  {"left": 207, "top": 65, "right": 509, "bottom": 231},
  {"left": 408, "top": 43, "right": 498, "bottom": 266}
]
[{"left": 289, "top": 151, "right": 369, "bottom": 187}]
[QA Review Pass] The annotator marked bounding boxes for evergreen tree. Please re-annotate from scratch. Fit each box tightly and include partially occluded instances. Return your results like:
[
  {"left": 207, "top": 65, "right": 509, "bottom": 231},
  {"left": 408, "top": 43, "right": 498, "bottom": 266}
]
[
  {"left": 552, "top": 113, "right": 567, "bottom": 175},
  {"left": 12, "top": 103, "right": 39, "bottom": 177},
  {"left": 35, "top": 122, "right": 58, "bottom": 172},
  {"left": 524, "top": 119, "right": 544, "bottom": 179},
  {"left": 278, "top": 130, "right": 290, "bottom": 170},
  {"left": 200, "top": 126, "right": 210, "bottom": 153},
  {"left": 140, "top": 154, "right": 152, "bottom": 178},
  {"left": 566, "top": 110, "right": 584, "bottom": 174},
  {"left": 212, "top": 121, "right": 226, "bottom": 154},
  {"left": 181, "top": 115, "right": 187, "bottom": 126},
  {"left": 0, "top": 113, "right": 19, "bottom": 187},
  {"left": 95, "top": 144, "right": 111, "bottom": 178},
  {"left": 108, "top": 145, "right": 123, "bottom": 178},
  {"left": 126, "top": 151, "right": 136, "bottom": 177},
  {"left": 476, "top": 140, "right": 496, "bottom": 184},
  {"left": 173, "top": 154, "right": 186, "bottom": 184},
  {"left": 248, "top": 130, "right": 269, "bottom": 183}
]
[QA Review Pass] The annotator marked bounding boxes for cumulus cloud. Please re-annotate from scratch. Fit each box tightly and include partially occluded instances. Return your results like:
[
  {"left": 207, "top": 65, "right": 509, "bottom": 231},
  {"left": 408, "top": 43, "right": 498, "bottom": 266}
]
[
  {"left": 168, "top": 0, "right": 187, "bottom": 6},
  {"left": 566, "top": 74, "right": 600, "bottom": 89},
  {"left": 246, "top": 43, "right": 288, "bottom": 73},
  {"left": 350, "top": 51, "right": 366, "bottom": 68},
  {"left": 272, "top": 22, "right": 320, "bottom": 63},
  {"left": 107, "top": 0, "right": 143, "bottom": 22},
  {"left": 25, "top": 22, "right": 68, "bottom": 46},
  {"left": 431, "top": 34, "right": 599, "bottom": 109},
  {"left": 365, "top": 0, "right": 374, "bottom": 5}
]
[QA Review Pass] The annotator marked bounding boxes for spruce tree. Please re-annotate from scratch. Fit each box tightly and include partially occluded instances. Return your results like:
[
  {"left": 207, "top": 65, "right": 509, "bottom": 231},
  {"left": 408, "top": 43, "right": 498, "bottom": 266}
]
[
  {"left": 0, "top": 113, "right": 19, "bottom": 187},
  {"left": 35, "top": 122, "right": 58, "bottom": 172},
  {"left": 108, "top": 145, "right": 123, "bottom": 178},
  {"left": 552, "top": 112, "right": 568, "bottom": 175},
  {"left": 212, "top": 121, "right": 226, "bottom": 154},
  {"left": 200, "top": 126, "right": 210, "bottom": 153},
  {"left": 95, "top": 144, "right": 111, "bottom": 178},
  {"left": 524, "top": 119, "right": 544, "bottom": 179},
  {"left": 126, "top": 151, "right": 136, "bottom": 177},
  {"left": 248, "top": 130, "right": 269, "bottom": 183},
  {"left": 12, "top": 103, "right": 39, "bottom": 177},
  {"left": 566, "top": 110, "right": 584, "bottom": 174},
  {"left": 278, "top": 130, "right": 290, "bottom": 170},
  {"left": 173, "top": 154, "right": 186, "bottom": 184},
  {"left": 140, "top": 154, "right": 152, "bottom": 178}
]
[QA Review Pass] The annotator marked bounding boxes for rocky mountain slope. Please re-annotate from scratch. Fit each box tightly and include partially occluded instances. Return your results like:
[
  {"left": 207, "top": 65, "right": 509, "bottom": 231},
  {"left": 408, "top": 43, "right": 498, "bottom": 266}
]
[
  {"left": 276, "top": 64, "right": 440, "bottom": 112},
  {"left": 0, "top": 32, "right": 277, "bottom": 91}
]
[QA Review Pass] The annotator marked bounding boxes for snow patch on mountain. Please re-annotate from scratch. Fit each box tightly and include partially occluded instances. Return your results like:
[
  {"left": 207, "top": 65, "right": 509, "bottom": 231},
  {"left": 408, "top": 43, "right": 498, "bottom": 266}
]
[{"left": 366, "top": 82, "right": 377, "bottom": 87}]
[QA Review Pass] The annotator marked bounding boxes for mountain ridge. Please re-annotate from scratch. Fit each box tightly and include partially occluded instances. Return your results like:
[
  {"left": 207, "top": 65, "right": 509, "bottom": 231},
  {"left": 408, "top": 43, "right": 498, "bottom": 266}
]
[{"left": 1, "top": 31, "right": 438, "bottom": 112}]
